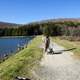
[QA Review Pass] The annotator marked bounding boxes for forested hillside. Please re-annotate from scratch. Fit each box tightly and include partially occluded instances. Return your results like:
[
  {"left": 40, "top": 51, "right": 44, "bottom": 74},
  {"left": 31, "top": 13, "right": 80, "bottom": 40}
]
[
  {"left": 0, "top": 18, "right": 80, "bottom": 37},
  {"left": 0, "top": 22, "right": 20, "bottom": 36}
]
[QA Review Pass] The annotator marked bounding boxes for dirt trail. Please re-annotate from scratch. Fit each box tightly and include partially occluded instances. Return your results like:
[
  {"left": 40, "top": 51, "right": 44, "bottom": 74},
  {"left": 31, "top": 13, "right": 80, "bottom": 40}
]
[{"left": 35, "top": 42, "right": 80, "bottom": 80}]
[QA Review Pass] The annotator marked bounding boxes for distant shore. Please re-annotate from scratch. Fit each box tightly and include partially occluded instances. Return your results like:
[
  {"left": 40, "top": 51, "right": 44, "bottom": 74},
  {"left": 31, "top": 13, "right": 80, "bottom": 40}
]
[{"left": 0, "top": 36, "right": 35, "bottom": 38}]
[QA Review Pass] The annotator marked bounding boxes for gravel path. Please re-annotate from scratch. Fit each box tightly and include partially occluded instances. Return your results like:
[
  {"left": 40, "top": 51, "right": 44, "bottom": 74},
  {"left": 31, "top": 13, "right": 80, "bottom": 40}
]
[{"left": 35, "top": 42, "right": 80, "bottom": 80}]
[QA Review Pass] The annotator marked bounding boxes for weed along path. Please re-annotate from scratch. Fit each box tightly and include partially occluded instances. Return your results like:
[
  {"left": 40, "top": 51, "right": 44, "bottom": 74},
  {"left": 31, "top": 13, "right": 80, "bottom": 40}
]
[{"left": 35, "top": 42, "right": 80, "bottom": 80}]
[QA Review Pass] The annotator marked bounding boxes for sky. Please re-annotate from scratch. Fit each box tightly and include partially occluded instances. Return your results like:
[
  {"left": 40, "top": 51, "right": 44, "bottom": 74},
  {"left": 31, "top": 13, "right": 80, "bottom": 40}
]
[{"left": 0, "top": 0, "right": 80, "bottom": 24}]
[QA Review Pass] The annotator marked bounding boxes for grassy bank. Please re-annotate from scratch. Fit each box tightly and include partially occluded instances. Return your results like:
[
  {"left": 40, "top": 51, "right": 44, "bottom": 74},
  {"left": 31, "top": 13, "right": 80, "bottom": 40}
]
[
  {"left": 0, "top": 36, "right": 43, "bottom": 80},
  {"left": 52, "top": 37, "right": 80, "bottom": 55}
]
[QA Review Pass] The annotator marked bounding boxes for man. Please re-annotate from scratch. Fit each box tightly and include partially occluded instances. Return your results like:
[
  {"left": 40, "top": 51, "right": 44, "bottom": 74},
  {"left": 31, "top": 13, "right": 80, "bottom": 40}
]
[{"left": 44, "top": 35, "right": 50, "bottom": 52}]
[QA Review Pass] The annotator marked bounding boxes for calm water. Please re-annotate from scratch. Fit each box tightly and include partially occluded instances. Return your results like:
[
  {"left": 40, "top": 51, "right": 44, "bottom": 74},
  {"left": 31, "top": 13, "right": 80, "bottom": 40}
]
[{"left": 0, "top": 36, "right": 33, "bottom": 58}]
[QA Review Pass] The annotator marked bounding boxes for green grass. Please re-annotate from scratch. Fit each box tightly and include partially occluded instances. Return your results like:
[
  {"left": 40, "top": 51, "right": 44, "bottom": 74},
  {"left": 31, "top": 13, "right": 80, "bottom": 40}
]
[
  {"left": 52, "top": 37, "right": 80, "bottom": 55},
  {"left": 0, "top": 36, "right": 43, "bottom": 80}
]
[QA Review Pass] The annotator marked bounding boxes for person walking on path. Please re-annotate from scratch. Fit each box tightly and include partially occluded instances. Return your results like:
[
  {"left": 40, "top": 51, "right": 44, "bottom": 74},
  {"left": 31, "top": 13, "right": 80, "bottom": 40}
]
[{"left": 44, "top": 35, "right": 50, "bottom": 52}]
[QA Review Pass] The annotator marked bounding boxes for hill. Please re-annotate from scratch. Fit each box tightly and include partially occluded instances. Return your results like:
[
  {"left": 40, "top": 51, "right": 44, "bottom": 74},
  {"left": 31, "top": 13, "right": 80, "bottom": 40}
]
[
  {"left": 20, "top": 18, "right": 80, "bottom": 36},
  {"left": 0, "top": 18, "right": 80, "bottom": 28},
  {"left": 0, "top": 18, "right": 80, "bottom": 36},
  {"left": 0, "top": 22, "right": 20, "bottom": 28},
  {"left": 27, "top": 18, "right": 80, "bottom": 24}
]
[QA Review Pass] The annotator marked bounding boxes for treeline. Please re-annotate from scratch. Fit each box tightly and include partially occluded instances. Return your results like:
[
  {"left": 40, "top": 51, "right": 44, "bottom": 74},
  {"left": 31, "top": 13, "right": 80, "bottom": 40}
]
[
  {"left": 42, "top": 21, "right": 80, "bottom": 36},
  {"left": 0, "top": 21, "right": 80, "bottom": 37},
  {"left": 0, "top": 25, "right": 42, "bottom": 36}
]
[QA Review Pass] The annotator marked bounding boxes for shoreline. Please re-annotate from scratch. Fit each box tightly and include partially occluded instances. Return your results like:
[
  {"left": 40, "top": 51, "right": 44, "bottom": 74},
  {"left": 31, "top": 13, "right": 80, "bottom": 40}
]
[
  {"left": 0, "top": 36, "right": 35, "bottom": 38},
  {"left": 0, "top": 36, "right": 43, "bottom": 80}
]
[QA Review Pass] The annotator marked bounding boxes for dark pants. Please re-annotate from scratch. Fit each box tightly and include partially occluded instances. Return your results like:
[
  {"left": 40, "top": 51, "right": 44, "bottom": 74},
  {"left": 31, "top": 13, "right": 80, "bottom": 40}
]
[{"left": 45, "top": 43, "right": 49, "bottom": 52}]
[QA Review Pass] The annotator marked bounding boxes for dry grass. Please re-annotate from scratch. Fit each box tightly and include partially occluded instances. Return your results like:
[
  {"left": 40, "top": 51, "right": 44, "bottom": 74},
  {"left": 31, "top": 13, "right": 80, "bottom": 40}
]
[{"left": 52, "top": 37, "right": 80, "bottom": 55}]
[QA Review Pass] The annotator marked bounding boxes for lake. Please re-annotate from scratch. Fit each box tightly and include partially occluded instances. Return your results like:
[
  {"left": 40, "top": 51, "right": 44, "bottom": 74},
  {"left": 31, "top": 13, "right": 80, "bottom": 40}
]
[{"left": 0, "top": 36, "right": 34, "bottom": 58}]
